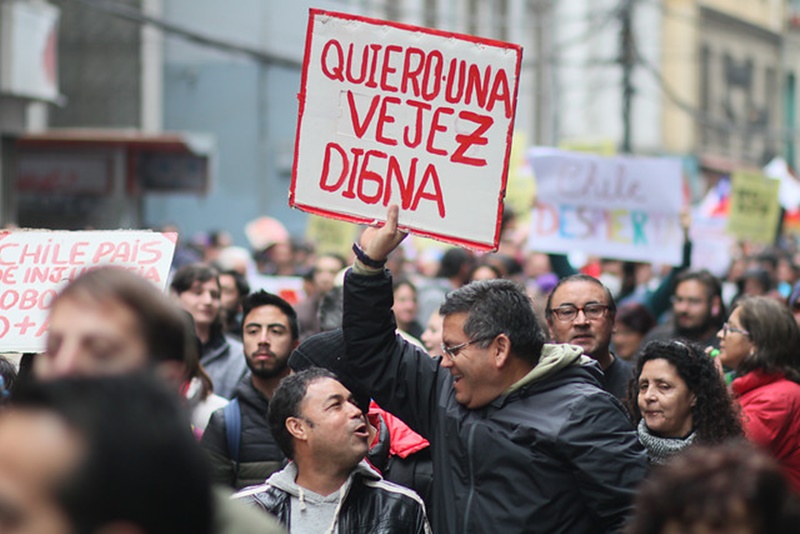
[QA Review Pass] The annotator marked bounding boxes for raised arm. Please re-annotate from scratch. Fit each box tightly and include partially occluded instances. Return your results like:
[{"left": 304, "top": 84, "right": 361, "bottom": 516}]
[{"left": 343, "top": 206, "right": 444, "bottom": 438}]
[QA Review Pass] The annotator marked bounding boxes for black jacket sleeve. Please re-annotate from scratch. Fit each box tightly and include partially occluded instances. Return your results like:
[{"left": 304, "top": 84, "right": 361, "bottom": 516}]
[
  {"left": 343, "top": 268, "right": 444, "bottom": 439},
  {"left": 556, "top": 392, "right": 649, "bottom": 532}
]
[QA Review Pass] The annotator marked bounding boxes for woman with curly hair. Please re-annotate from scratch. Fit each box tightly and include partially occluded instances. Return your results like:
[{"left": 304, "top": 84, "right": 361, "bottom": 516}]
[
  {"left": 626, "top": 340, "right": 743, "bottom": 464},
  {"left": 716, "top": 296, "right": 800, "bottom": 492}
]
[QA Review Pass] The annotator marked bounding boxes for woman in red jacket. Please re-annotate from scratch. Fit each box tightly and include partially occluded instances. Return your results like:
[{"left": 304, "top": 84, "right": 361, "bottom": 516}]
[{"left": 717, "top": 296, "right": 800, "bottom": 492}]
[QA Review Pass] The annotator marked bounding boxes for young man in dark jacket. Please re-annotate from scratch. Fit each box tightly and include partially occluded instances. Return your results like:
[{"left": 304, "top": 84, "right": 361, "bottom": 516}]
[
  {"left": 202, "top": 290, "right": 299, "bottom": 489},
  {"left": 234, "top": 367, "right": 431, "bottom": 533},
  {"left": 343, "top": 206, "right": 648, "bottom": 534}
]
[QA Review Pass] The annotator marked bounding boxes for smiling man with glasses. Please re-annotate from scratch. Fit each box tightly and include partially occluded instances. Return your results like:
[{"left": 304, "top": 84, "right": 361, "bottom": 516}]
[
  {"left": 339, "top": 206, "right": 647, "bottom": 534},
  {"left": 546, "top": 274, "right": 632, "bottom": 400}
]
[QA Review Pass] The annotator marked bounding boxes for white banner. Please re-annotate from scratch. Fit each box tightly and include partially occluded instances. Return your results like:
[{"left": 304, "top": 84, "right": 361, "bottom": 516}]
[
  {"left": 290, "top": 9, "right": 522, "bottom": 251},
  {"left": 0, "top": 230, "right": 176, "bottom": 353},
  {"left": 526, "top": 148, "right": 684, "bottom": 265}
]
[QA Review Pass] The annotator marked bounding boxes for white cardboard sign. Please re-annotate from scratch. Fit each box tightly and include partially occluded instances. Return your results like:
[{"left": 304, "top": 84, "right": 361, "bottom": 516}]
[
  {"left": 0, "top": 230, "right": 177, "bottom": 353},
  {"left": 290, "top": 9, "right": 522, "bottom": 251},
  {"left": 526, "top": 148, "right": 684, "bottom": 265}
]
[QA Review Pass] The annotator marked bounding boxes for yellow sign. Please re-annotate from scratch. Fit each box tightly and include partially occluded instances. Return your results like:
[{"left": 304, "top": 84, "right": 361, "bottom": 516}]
[
  {"left": 305, "top": 215, "right": 356, "bottom": 258},
  {"left": 727, "top": 170, "right": 781, "bottom": 244},
  {"left": 505, "top": 131, "right": 536, "bottom": 227}
]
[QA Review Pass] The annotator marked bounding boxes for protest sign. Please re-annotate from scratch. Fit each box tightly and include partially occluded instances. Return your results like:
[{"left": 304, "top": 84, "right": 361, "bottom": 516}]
[
  {"left": 305, "top": 214, "right": 356, "bottom": 259},
  {"left": 526, "top": 148, "right": 684, "bottom": 265},
  {"left": 0, "top": 230, "right": 176, "bottom": 353},
  {"left": 247, "top": 274, "right": 306, "bottom": 306},
  {"left": 290, "top": 9, "right": 522, "bottom": 251},
  {"left": 727, "top": 170, "right": 781, "bottom": 244}
]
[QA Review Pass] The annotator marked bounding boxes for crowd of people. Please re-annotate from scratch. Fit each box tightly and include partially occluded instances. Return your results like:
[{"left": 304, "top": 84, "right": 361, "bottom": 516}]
[{"left": 2, "top": 203, "right": 800, "bottom": 533}]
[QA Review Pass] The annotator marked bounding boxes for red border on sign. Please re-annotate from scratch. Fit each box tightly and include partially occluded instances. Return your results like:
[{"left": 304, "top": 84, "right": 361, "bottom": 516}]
[{"left": 289, "top": 8, "right": 523, "bottom": 252}]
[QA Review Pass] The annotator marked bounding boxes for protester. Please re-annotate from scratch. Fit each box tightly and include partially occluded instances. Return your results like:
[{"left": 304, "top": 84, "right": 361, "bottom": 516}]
[
  {"left": 171, "top": 263, "right": 246, "bottom": 399},
  {"left": 546, "top": 274, "right": 632, "bottom": 400},
  {"left": 234, "top": 368, "right": 431, "bottom": 533},
  {"left": 295, "top": 253, "right": 347, "bottom": 341},
  {"left": 392, "top": 277, "right": 424, "bottom": 339},
  {"left": 467, "top": 260, "right": 504, "bottom": 283},
  {"left": 716, "top": 296, "right": 800, "bottom": 491},
  {"left": 38, "top": 266, "right": 192, "bottom": 382},
  {"left": 202, "top": 290, "right": 299, "bottom": 489},
  {"left": 288, "top": 329, "right": 434, "bottom": 517},
  {"left": 642, "top": 269, "right": 725, "bottom": 348},
  {"left": 612, "top": 302, "right": 656, "bottom": 362},
  {"left": 31, "top": 266, "right": 285, "bottom": 533},
  {"left": 787, "top": 280, "right": 800, "bottom": 328},
  {"left": 0, "top": 356, "right": 17, "bottom": 404},
  {"left": 416, "top": 247, "right": 474, "bottom": 327},
  {"left": 626, "top": 441, "right": 800, "bottom": 534},
  {"left": 180, "top": 312, "right": 229, "bottom": 436},
  {"left": 217, "top": 268, "right": 250, "bottom": 340},
  {"left": 625, "top": 340, "right": 743, "bottom": 464},
  {"left": 420, "top": 310, "right": 445, "bottom": 358},
  {"left": 341, "top": 205, "right": 647, "bottom": 533},
  {"left": 0, "top": 374, "right": 285, "bottom": 534}
]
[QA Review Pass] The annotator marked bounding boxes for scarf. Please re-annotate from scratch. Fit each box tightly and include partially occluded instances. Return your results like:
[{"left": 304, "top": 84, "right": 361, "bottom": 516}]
[{"left": 637, "top": 419, "right": 696, "bottom": 464}]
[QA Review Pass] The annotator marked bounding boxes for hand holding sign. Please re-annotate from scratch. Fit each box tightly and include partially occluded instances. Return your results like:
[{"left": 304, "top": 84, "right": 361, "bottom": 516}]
[{"left": 359, "top": 205, "right": 409, "bottom": 263}]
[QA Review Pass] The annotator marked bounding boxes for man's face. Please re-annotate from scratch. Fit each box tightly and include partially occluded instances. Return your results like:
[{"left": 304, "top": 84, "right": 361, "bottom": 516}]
[
  {"left": 672, "top": 280, "right": 713, "bottom": 334},
  {"left": 176, "top": 278, "right": 221, "bottom": 329},
  {"left": 218, "top": 274, "right": 241, "bottom": 314},
  {"left": 298, "top": 377, "right": 370, "bottom": 469},
  {"left": 0, "top": 410, "right": 82, "bottom": 534},
  {"left": 37, "top": 297, "right": 149, "bottom": 380},
  {"left": 440, "top": 312, "right": 498, "bottom": 409},
  {"left": 242, "top": 305, "right": 296, "bottom": 379},
  {"left": 547, "top": 280, "right": 614, "bottom": 359},
  {"left": 313, "top": 256, "right": 342, "bottom": 295}
]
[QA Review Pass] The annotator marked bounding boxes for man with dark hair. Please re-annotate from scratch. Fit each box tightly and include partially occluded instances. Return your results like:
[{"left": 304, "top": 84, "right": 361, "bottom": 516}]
[
  {"left": 295, "top": 253, "right": 347, "bottom": 341},
  {"left": 38, "top": 266, "right": 193, "bottom": 382},
  {"left": 0, "top": 374, "right": 214, "bottom": 534},
  {"left": 341, "top": 206, "right": 647, "bottom": 533},
  {"left": 234, "top": 368, "right": 430, "bottom": 533},
  {"left": 416, "top": 247, "right": 475, "bottom": 327},
  {"left": 31, "top": 267, "right": 284, "bottom": 534},
  {"left": 545, "top": 274, "right": 632, "bottom": 399},
  {"left": 642, "top": 269, "right": 725, "bottom": 349},
  {"left": 202, "top": 290, "right": 299, "bottom": 489},
  {"left": 171, "top": 263, "right": 245, "bottom": 398}
]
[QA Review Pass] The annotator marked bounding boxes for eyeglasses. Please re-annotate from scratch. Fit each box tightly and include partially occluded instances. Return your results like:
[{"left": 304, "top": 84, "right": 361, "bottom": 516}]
[
  {"left": 722, "top": 322, "right": 750, "bottom": 337},
  {"left": 549, "top": 304, "right": 610, "bottom": 322},
  {"left": 441, "top": 337, "right": 490, "bottom": 360}
]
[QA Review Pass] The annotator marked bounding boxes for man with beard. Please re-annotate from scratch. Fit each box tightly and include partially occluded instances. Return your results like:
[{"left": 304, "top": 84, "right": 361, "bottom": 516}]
[
  {"left": 546, "top": 274, "right": 631, "bottom": 400},
  {"left": 641, "top": 270, "right": 724, "bottom": 349},
  {"left": 202, "top": 290, "right": 300, "bottom": 489}
]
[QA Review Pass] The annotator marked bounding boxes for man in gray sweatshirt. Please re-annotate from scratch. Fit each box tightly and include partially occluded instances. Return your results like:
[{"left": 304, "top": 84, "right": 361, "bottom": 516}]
[{"left": 234, "top": 367, "right": 430, "bottom": 533}]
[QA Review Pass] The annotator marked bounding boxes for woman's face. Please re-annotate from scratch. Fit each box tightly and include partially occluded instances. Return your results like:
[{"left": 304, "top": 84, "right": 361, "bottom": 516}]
[
  {"left": 421, "top": 311, "right": 444, "bottom": 357},
  {"left": 716, "top": 307, "right": 753, "bottom": 372},
  {"left": 637, "top": 358, "right": 696, "bottom": 438},
  {"left": 392, "top": 284, "right": 418, "bottom": 329},
  {"left": 470, "top": 266, "right": 499, "bottom": 282},
  {"left": 611, "top": 326, "right": 644, "bottom": 361}
]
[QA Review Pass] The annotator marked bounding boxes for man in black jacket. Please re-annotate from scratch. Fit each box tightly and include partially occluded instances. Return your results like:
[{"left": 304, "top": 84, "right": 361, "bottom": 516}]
[
  {"left": 343, "top": 206, "right": 648, "bottom": 534},
  {"left": 546, "top": 274, "right": 633, "bottom": 400},
  {"left": 234, "top": 367, "right": 430, "bottom": 533},
  {"left": 202, "top": 290, "right": 299, "bottom": 489}
]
